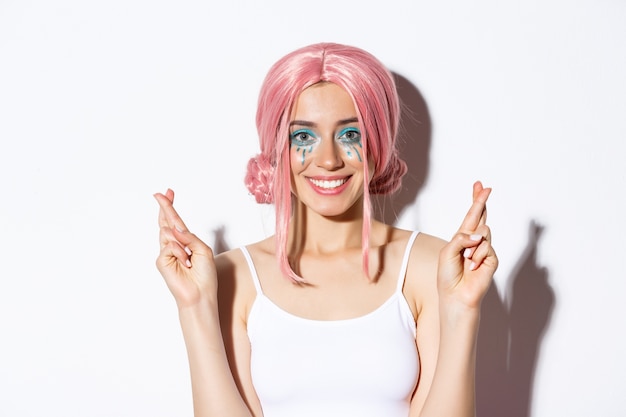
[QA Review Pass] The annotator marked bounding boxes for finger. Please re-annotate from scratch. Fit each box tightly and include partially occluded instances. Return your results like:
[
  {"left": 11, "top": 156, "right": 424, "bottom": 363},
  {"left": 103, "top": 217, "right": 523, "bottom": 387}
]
[
  {"left": 445, "top": 221, "right": 491, "bottom": 256},
  {"left": 468, "top": 241, "right": 489, "bottom": 270},
  {"left": 161, "top": 223, "right": 205, "bottom": 260},
  {"left": 156, "top": 189, "right": 175, "bottom": 228},
  {"left": 458, "top": 183, "right": 491, "bottom": 233},
  {"left": 165, "top": 188, "right": 174, "bottom": 202},
  {"left": 171, "top": 226, "right": 210, "bottom": 255},
  {"left": 463, "top": 225, "right": 494, "bottom": 269},
  {"left": 462, "top": 226, "right": 493, "bottom": 258},
  {"left": 473, "top": 181, "right": 488, "bottom": 227},
  {"left": 154, "top": 191, "right": 189, "bottom": 231},
  {"left": 440, "top": 232, "right": 482, "bottom": 263},
  {"left": 472, "top": 181, "right": 483, "bottom": 201},
  {"left": 171, "top": 227, "right": 216, "bottom": 269},
  {"left": 464, "top": 228, "right": 485, "bottom": 256},
  {"left": 470, "top": 224, "right": 492, "bottom": 243},
  {"left": 159, "top": 225, "right": 183, "bottom": 250},
  {"left": 467, "top": 239, "right": 498, "bottom": 271},
  {"left": 157, "top": 239, "right": 192, "bottom": 270}
]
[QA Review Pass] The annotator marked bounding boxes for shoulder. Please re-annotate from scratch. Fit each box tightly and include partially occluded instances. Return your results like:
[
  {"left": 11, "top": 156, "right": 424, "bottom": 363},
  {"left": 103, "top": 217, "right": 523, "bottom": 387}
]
[
  {"left": 404, "top": 231, "right": 447, "bottom": 316},
  {"left": 213, "top": 237, "right": 274, "bottom": 322},
  {"left": 376, "top": 225, "right": 445, "bottom": 264},
  {"left": 214, "top": 236, "right": 275, "bottom": 278},
  {"left": 411, "top": 232, "right": 447, "bottom": 262}
]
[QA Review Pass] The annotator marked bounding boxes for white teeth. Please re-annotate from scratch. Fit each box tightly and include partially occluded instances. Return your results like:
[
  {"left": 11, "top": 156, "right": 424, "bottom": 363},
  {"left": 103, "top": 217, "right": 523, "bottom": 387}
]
[{"left": 310, "top": 178, "right": 347, "bottom": 189}]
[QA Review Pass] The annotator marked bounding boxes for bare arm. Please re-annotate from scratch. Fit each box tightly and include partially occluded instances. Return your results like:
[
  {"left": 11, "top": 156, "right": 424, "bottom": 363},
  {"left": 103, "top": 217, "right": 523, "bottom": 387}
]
[
  {"left": 154, "top": 190, "right": 254, "bottom": 417},
  {"left": 410, "top": 182, "right": 498, "bottom": 417}
]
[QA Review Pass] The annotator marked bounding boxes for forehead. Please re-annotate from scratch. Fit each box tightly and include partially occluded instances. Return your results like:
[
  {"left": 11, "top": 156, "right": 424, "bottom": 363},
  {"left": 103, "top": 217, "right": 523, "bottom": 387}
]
[{"left": 290, "top": 82, "right": 357, "bottom": 122}]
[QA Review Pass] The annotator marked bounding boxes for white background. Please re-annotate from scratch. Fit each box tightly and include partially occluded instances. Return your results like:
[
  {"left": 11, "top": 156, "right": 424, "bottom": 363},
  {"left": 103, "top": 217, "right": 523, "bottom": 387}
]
[{"left": 1, "top": 0, "right": 625, "bottom": 416}]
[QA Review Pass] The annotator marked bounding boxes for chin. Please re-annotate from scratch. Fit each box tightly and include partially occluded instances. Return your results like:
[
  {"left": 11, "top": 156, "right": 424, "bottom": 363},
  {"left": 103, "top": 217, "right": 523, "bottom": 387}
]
[{"left": 307, "top": 197, "right": 364, "bottom": 219}]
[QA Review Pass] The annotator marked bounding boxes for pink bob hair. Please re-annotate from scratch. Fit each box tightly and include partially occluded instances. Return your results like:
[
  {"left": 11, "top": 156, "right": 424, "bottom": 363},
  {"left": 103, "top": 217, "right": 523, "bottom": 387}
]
[{"left": 244, "top": 42, "right": 407, "bottom": 282}]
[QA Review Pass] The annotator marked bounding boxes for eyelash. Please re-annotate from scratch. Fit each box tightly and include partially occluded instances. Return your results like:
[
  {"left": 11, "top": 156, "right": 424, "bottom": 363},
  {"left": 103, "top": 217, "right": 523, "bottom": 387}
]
[
  {"left": 290, "top": 129, "right": 317, "bottom": 146},
  {"left": 289, "top": 127, "right": 362, "bottom": 146},
  {"left": 338, "top": 128, "right": 361, "bottom": 143}
]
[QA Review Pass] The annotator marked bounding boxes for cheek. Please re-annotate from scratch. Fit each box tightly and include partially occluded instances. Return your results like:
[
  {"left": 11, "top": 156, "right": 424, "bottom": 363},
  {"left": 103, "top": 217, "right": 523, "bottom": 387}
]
[
  {"left": 290, "top": 144, "right": 314, "bottom": 168},
  {"left": 340, "top": 141, "right": 364, "bottom": 163}
]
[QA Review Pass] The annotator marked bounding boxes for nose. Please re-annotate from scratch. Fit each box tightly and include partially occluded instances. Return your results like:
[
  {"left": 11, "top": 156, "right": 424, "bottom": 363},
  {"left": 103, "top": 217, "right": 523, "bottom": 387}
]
[{"left": 315, "top": 138, "right": 343, "bottom": 170}]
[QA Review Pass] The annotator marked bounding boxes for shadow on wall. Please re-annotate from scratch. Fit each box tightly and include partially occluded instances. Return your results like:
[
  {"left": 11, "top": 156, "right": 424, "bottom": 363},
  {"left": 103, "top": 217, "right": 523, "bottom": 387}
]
[
  {"left": 213, "top": 225, "right": 229, "bottom": 255},
  {"left": 372, "top": 72, "right": 431, "bottom": 223},
  {"left": 476, "top": 221, "right": 555, "bottom": 417}
]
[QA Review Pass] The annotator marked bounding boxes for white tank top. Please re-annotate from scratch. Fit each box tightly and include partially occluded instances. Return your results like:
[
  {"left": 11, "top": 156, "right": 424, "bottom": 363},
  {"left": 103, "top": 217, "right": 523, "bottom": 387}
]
[{"left": 241, "top": 231, "right": 420, "bottom": 417}]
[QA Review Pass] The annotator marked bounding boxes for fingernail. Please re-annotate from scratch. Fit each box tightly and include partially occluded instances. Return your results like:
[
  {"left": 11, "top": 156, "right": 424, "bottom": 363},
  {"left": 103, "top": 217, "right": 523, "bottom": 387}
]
[
  {"left": 470, "top": 234, "right": 482, "bottom": 241},
  {"left": 175, "top": 225, "right": 185, "bottom": 233},
  {"left": 185, "top": 259, "right": 192, "bottom": 268},
  {"left": 463, "top": 248, "right": 472, "bottom": 258},
  {"left": 470, "top": 261, "right": 477, "bottom": 270},
  {"left": 184, "top": 246, "right": 192, "bottom": 256}
]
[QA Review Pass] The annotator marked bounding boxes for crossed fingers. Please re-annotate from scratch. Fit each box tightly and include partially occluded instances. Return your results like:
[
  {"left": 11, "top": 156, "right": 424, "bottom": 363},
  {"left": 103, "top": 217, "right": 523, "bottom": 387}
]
[
  {"left": 155, "top": 189, "right": 193, "bottom": 268},
  {"left": 457, "top": 181, "right": 493, "bottom": 270}
]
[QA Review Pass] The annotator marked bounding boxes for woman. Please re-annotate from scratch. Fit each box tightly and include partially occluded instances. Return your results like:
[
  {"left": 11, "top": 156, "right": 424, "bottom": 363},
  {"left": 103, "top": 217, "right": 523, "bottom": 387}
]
[{"left": 154, "top": 42, "right": 497, "bottom": 417}]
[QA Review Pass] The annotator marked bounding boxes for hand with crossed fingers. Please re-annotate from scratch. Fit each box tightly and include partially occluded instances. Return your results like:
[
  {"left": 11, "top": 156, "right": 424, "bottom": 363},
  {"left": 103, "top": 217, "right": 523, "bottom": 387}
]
[
  {"left": 154, "top": 189, "right": 218, "bottom": 309},
  {"left": 438, "top": 181, "right": 499, "bottom": 310}
]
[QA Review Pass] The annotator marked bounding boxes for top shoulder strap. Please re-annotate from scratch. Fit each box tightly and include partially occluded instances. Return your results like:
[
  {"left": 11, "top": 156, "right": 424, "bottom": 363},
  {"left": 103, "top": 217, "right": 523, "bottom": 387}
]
[
  {"left": 396, "top": 231, "right": 420, "bottom": 293},
  {"left": 239, "top": 246, "right": 264, "bottom": 295}
]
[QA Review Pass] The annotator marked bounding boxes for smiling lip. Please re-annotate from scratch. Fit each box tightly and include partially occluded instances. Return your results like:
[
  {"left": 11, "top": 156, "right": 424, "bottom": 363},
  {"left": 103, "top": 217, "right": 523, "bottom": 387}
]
[{"left": 307, "top": 176, "right": 351, "bottom": 194}]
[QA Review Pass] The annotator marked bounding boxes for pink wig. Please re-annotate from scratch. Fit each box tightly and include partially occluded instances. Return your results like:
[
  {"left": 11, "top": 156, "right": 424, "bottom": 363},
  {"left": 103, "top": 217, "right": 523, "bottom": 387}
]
[{"left": 244, "top": 42, "right": 407, "bottom": 282}]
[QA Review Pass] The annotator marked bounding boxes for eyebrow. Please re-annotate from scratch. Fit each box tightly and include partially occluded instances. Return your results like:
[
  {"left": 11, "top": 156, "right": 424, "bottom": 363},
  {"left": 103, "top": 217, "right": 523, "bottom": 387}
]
[{"left": 289, "top": 117, "right": 359, "bottom": 128}]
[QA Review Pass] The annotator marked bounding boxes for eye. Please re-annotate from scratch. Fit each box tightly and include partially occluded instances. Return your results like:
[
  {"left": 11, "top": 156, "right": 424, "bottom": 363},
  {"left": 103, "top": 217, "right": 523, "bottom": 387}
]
[
  {"left": 290, "top": 129, "right": 317, "bottom": 146},
  {"left": 338, "top": 127, "right": 361, "bottom": 143}
]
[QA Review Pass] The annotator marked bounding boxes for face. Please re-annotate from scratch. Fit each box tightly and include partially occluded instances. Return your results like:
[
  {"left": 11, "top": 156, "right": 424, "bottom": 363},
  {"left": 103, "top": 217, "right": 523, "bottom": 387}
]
[{"left": 289, "top": 82, "right": 373, "bottom": 218}]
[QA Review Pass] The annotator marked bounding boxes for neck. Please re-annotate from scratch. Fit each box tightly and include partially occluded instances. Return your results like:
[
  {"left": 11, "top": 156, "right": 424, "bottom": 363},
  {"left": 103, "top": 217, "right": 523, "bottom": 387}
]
[{"left": 288, "top": 199, "right": 368, "bottom": 256}]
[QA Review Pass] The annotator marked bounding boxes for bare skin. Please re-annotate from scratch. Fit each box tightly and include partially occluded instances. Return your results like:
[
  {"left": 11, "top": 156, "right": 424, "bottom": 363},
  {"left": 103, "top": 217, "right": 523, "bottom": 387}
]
[{"left": 154, "top": 83, "right": 498, "bottom": 417}]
